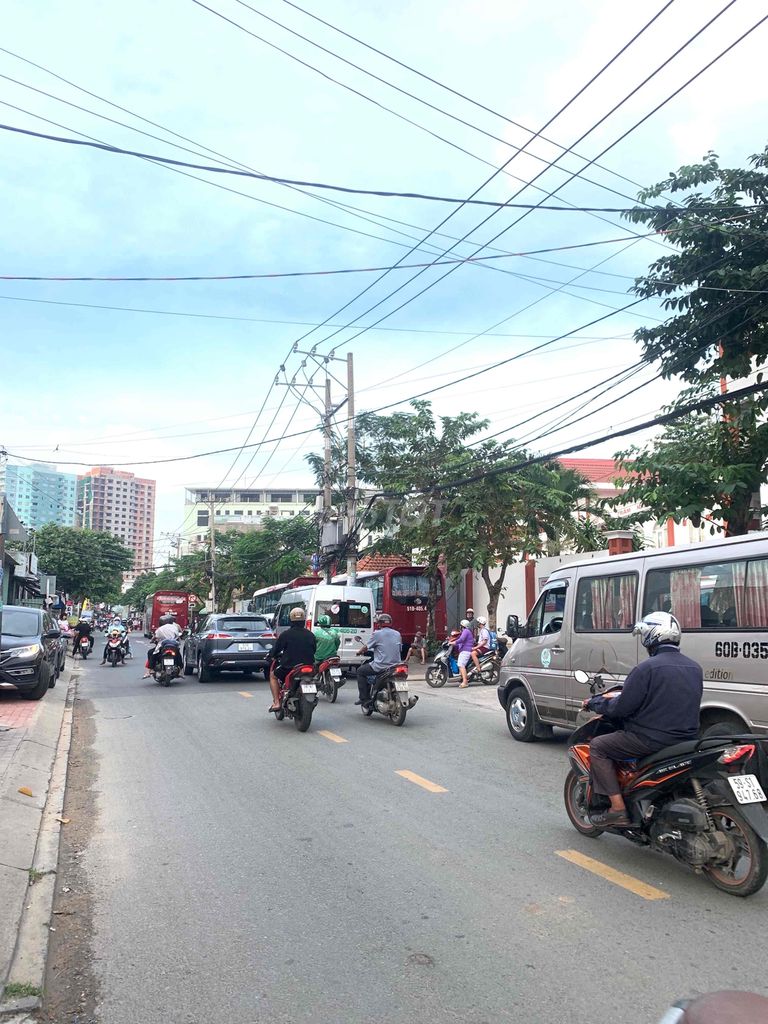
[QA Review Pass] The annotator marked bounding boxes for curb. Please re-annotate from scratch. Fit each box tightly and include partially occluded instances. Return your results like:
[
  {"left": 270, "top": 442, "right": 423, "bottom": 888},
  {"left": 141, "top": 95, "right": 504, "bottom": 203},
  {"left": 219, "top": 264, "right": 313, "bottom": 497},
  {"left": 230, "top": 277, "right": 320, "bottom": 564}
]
[{"left": 0, "top": 672, "right": 76, "bottom": 1020}]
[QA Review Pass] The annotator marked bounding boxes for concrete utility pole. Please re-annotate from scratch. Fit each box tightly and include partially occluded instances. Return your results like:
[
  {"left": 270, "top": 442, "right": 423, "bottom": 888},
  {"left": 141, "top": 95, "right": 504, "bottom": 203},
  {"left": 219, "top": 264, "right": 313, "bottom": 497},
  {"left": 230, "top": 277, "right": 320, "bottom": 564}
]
[
  {"left": 346, "top": 352, "right": 357, "bottom": 584},
  {"left": 208, "top": 498, "right": 217, "bottom": 613},
  {"left": 323, "top": 377, "right": 333, "bottom": 584}
]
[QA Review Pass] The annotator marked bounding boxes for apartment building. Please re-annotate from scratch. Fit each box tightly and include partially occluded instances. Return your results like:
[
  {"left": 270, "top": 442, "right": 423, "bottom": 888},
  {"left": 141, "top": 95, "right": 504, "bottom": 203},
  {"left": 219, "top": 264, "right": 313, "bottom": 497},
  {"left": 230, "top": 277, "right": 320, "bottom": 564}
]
[
  {"left": 77, "top": 467, "right": 156, "bottom": 576},
  {"left": 181, "top": 486, "right": 318, "bottom": 552},
  {"left": 0, "top": 461, "right": 77, "bottom": 530}
]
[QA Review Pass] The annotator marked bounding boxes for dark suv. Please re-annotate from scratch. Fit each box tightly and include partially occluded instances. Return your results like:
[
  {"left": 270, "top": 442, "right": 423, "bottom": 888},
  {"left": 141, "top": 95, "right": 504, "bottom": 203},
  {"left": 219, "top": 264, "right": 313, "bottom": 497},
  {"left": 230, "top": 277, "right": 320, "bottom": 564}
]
[
  {"left": 183, "top": 614, "right": 275, "bottom": 683},
  {"left": 0, "top": 606, "right": 61, "bottom": 700}
]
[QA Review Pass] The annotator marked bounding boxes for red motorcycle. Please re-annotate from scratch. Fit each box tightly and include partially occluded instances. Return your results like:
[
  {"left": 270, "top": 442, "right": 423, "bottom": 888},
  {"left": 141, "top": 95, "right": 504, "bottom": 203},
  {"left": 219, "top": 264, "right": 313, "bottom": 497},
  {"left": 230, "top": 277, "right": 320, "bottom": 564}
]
[
  {"left": 315, "top": 656, "right": 343, "bottom": 703},
  {"left": 274, "top": 663, "right": 318, "bottom": 732}
]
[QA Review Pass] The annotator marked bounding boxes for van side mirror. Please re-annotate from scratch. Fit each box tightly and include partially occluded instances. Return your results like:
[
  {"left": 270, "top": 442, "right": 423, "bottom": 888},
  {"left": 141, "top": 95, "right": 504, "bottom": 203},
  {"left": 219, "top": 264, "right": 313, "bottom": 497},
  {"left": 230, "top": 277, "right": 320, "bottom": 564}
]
[
  {"left": 505, "top": 614, "right": 520, "bottom": 639},
  {"left": 574, "top": 670, "right": 590, "bottom": 685}
]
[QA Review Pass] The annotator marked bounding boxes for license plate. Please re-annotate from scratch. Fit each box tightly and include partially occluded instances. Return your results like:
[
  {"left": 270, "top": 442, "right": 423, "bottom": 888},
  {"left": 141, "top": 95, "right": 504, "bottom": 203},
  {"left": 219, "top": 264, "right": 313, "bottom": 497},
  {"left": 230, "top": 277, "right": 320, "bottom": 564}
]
[
  {"left": 728, "top": 774, "right": 767, "bottom": 804},
  {"left": 238, "top": 642, "right": 255, "bottom": 651},
  {"left": 301, "top": 683, "right": 317, "bottom": 695},
  {"left": 330, "top": 668, "right": 342, "bottom": 679},
  {"left": 395, "top": 680, "right": 409, "bottom": 692},
  {"left": 163, "top": 658, "right": 175, "bottom": 667}
]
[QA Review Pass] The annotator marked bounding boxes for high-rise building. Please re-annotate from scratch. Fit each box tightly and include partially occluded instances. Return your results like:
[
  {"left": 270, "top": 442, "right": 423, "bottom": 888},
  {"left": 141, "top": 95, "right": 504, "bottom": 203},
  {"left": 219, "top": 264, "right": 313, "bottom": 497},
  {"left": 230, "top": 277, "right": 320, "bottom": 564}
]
[
  {"left": 77, "top": 468, "right": 156, "bottom": 576},
  {"left": 0, "top": 462, "right": 77, "bottom": 530}
]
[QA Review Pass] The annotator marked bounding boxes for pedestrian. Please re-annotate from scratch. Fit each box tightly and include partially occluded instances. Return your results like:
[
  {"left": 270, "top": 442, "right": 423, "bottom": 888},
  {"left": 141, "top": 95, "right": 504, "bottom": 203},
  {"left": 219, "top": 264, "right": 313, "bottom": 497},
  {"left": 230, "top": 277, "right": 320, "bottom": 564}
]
[
  {"left": 465, "top": 607, "right": 479, "bottom": 639},
  {"left": 407, "top": 630, "right": 426, "bottom": 664},
  {"left": 455, "top": 619, "right": 475, "bottom": 688}
]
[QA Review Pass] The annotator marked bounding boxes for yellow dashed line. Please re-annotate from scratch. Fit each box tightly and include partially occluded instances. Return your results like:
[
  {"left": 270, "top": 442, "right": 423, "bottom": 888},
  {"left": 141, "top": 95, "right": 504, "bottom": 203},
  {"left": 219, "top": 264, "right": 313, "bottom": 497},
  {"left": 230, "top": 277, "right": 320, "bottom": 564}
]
[
  {"left": 556, "top": 849, "right": 669, "bottom": 901},
  {"left": 238, "top": 691, "right": 253, "bottom": 698},
  {"left": 395, "top": 769, "right": 447, "bottom": 793},
  {"left": 317, "top": 730, "right": 349, "bottom": 744}
]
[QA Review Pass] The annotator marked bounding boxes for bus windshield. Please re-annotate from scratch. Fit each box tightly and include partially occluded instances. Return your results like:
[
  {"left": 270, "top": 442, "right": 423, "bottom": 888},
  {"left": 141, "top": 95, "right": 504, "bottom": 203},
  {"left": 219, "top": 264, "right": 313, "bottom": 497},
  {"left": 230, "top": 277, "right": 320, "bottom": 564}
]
[{"left": 390, "top": 572, "right": 442, "bottom": 602}]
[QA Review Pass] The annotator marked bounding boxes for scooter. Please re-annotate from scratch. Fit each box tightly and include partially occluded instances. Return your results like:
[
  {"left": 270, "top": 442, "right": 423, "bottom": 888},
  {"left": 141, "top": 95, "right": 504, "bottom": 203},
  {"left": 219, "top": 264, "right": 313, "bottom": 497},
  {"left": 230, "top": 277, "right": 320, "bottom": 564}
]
[
  {"left": 425, "top": 636, "right": 502, "bottom": 688},
  {"left": 152, "top": 639, "right": 183, "bottom": 686},
  {"left": 274, "top": 663, "right": 318, "bottom": 732},
  {"left": 564, "top": 670, "right": 768, "bottom": 897},
  {"left": 74, "top": 634, "right": 91, "bottom": 660},
  {"left": 315, "top": 655, "right": 344, "bottom": 702},
  {"left": 105, "top": 633, "right": 125, "bottom": 667},
  {"left": 361, "top": 662, "right": 418, "bottom": 727}
]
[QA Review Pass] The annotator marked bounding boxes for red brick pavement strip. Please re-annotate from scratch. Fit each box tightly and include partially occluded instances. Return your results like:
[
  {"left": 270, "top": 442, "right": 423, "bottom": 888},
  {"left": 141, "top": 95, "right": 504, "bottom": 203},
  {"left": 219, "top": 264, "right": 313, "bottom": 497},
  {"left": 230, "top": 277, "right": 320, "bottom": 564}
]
[{"left": 0, "top": 697, "right": 44, "bottom": 786}]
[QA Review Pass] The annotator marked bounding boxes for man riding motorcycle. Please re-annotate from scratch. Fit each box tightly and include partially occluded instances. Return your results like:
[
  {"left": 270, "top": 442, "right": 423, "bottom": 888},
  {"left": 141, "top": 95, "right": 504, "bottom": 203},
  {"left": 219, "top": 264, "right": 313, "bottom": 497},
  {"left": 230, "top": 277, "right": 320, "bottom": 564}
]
[
  {"left": 584, "top": 611, "right": 703, "bottom": 828},
  {"left": 313, "top": 614, "right": 340, "bottom": 666},
  {"left": 100, "top": 618, "right": 130, "bottom": 664},
  {"left": 269, "top": 607, "right": 317, "bottom": 713},
  {"left": 356, "top": 613, "right": 403, "bottom": 708},
  {"left": 71, "top": 617, "right": 94, "bottom": 656},
  {"left": 143, "top": 614, "right": 182, "bottom": 678}
]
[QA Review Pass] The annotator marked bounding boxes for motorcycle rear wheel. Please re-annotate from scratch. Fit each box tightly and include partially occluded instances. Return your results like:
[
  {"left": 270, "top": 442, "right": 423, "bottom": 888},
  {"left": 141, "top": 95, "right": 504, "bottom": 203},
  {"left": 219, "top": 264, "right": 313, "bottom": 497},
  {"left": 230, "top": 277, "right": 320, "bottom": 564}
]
[
  {"left": 704, "top": 807, "right": 768, "bottom": 897},
  {"left": 563, "top": 770, "right": 603, "bottom": 838},
  {"left": 390, "top": 703, "right": 407, "bottom": 727},
  {"left": 323, "top": 673, "right": 338, "bottom": 703},
  {"left": 295, "top": 696, "right": 314, "bottom": 732},
  {"left": 425, "top": 664, "right": 447, "bottom": 688}
]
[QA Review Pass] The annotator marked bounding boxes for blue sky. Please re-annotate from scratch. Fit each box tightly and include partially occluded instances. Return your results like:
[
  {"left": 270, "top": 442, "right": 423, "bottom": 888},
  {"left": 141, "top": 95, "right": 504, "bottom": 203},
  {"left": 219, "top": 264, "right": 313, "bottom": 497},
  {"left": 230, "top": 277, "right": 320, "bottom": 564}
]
[{"left": 2, "top": 0, "right": 767, "bottom": 564}]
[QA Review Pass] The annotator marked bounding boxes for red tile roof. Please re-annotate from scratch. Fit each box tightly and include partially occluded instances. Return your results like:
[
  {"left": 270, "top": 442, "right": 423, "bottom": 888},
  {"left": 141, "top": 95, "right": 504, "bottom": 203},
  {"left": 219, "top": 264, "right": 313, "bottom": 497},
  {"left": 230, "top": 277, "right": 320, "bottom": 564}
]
[
  {"left": 357, "top": 554, "right": 412, "bottom": 571},
  {"left": 558, "top": 457, "right": 630, "bottom": 484}
]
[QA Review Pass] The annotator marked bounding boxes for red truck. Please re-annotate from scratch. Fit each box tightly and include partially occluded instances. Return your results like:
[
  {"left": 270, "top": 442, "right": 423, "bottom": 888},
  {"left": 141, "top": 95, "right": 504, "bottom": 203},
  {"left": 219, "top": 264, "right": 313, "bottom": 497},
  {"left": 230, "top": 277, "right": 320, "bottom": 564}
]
[{"left": 143, "top": 591, "right": 190, "bottom": 637}]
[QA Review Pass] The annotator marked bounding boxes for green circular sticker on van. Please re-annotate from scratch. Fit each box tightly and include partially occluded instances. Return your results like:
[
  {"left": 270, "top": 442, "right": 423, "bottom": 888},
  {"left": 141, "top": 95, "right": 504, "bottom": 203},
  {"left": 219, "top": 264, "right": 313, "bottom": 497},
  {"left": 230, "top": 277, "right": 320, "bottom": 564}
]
[{"left": 540, "top": 648, "right": 552, "bottom": 669}]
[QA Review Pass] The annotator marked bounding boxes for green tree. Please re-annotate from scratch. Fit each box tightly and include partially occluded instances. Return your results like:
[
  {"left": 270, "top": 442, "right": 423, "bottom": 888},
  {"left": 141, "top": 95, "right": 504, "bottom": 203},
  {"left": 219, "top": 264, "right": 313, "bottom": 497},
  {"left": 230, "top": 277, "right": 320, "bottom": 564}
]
[
  {"left": 34, "top": 524, "right": 133, "bottom": 603},
  {"left": 616, "top": 148, "right": 768, "bottom": 535}
]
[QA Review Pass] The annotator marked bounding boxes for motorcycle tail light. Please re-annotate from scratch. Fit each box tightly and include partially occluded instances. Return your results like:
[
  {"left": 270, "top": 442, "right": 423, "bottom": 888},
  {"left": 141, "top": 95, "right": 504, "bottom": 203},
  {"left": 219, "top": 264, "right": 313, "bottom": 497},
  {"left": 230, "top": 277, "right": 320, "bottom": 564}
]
[
  {"left": 299, "top": 665, "right": 315, "bottom": 675},
  {"left": 207, "top": 633, "right": 232, "bottom": 639},
  {"left": 393, "top": 665, "right": 409, "bottom": 677},
  {"left": 718, "top": 744, "right": 755, "bottom": 764}
]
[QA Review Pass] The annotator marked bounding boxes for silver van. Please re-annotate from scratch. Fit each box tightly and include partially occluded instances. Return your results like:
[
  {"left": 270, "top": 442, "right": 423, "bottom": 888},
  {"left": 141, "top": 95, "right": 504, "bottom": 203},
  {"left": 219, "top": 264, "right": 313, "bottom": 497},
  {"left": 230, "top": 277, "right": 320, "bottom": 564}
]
[
  {"left": 274, "top": 584, "right": 374, "bottom": 669},
  {"left": 497, "top": 533, "right": 768, "bottom": 741}
]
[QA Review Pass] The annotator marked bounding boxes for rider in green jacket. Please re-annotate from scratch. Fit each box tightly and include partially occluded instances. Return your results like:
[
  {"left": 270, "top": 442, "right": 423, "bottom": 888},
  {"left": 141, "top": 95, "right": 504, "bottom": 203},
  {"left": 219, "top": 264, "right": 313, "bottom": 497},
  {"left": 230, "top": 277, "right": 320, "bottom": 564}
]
[{"left": 313, "top": 615, "right": 341, "bottom": 664}]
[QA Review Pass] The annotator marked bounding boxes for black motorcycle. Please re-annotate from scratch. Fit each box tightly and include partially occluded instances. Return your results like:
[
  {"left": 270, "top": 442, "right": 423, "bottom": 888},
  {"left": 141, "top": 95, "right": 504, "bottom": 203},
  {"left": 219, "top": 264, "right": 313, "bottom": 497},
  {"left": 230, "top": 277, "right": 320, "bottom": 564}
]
[
  {"left": 152, "top": 639, "right": 183, "bottom": 687},
  {"left": 274, "top": 663, "right": 318, "bottom": 732},
  {"left": 564, "top": 670, "right": 768, "bottom": 897},
  {"left": 361, "top": 663, "right": 418, "bottom": 727},
  {"left": 105, "top": 634, "right": 125, "bottom": 667}
]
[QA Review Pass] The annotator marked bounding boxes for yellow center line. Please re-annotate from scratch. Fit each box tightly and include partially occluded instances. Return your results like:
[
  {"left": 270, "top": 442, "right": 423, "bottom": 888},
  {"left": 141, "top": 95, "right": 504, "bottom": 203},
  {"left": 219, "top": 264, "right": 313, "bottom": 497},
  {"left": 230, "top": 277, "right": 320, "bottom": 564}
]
[
  {"left": 556, "top": 849, "right": 670, "bottom": 901},
  {"left": 238, "top": 691, "right": 253, "bottom": 698},
  {"left": 317, "top": 730, "right": 348, "bottom": 744},
  {"left": 395, "top": 769, "right": 448, "bottom": 794}
]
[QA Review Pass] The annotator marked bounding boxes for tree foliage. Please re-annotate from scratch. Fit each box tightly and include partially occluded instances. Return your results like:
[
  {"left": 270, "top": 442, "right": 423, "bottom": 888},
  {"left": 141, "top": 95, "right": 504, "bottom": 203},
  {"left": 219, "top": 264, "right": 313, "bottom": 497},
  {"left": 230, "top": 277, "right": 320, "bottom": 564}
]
[{"left": 34, "top": 524, "right": 133, "bottom": 603}]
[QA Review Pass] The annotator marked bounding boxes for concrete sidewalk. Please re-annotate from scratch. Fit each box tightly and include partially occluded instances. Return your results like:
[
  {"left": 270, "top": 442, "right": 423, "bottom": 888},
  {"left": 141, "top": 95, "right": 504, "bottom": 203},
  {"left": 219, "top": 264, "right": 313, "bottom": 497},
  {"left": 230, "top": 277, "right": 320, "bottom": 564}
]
[{"left": 0, "top": 672, "right": 73, "bottom": 1016}]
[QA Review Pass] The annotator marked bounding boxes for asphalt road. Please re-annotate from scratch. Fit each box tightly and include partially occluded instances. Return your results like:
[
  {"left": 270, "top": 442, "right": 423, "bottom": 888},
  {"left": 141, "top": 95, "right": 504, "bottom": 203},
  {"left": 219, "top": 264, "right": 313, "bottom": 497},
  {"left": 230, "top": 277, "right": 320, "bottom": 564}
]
[{"left": 71, "top": 640, "right": 768, "bottom": 1024}]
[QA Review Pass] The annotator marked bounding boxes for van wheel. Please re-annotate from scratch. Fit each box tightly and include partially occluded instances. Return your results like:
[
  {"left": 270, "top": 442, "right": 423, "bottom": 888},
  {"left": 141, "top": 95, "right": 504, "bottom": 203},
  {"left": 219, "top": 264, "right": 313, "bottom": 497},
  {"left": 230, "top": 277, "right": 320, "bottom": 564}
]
[
  {"left": 700, "top": 713, "right": 746, "bottom": 740},
  {"left": 506, "top": 686, "right": 538, "bottom": 742}
]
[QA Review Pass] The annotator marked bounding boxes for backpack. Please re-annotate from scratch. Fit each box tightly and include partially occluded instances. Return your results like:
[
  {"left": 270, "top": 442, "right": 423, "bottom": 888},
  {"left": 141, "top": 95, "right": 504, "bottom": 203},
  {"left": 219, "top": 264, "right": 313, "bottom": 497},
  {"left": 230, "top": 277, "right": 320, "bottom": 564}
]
[{"left": 488, "top": 630, "right": 498, "bottom": 651}]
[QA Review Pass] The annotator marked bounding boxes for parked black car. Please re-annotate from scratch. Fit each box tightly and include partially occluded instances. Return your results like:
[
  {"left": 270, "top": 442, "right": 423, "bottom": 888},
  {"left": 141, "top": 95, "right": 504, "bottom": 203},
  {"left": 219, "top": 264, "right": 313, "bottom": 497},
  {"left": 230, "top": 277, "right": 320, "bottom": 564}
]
[
  {"left": 183, "top": 614, "right": 275, "bottom": 683},
  {"left": 0, "top": 606, "right": 60, "bottom": 700}
]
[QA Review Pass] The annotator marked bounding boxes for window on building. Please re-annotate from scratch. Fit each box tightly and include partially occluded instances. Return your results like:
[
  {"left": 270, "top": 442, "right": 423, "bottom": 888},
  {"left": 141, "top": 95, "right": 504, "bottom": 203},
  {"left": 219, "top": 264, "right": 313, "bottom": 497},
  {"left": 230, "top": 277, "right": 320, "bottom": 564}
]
[
  {"left": 270, "top": 492, "right": 292, "bottom": 502},
  {"left": 197, "top": 511, "right": 209, "bottom": 527},
  {"left": 302, "top": 492, "right": 318, "bottom": 504}
]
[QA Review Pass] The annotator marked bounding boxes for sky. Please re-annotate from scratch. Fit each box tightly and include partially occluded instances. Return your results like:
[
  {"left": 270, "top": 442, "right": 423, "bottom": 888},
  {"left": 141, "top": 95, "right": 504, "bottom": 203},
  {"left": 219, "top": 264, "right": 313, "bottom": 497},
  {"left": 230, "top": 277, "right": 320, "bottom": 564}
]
[{"left": 2, "top": 0, "right": 767, "bottom": 567}]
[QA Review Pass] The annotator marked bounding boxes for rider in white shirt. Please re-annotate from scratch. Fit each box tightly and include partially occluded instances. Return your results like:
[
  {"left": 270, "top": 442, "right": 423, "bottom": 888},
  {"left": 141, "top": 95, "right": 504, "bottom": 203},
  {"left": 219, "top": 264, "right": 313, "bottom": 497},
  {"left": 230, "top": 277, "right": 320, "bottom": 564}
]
[{"left": 143, "top": 616, "right": 182, "bottom": 677}]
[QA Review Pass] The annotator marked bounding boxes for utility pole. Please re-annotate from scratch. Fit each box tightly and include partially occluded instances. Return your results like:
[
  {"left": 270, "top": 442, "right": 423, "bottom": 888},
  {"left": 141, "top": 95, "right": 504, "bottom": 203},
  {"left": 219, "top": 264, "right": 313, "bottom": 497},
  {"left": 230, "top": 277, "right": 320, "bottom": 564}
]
[
  {"left": 323, "top": 377, "right": 333, "bottom": 584},
  {"left": 346, "top": 352, "right": 357, "bottom": 584},
  {"left": 208, "top": 498, "right": 217, "bottom": 612}
]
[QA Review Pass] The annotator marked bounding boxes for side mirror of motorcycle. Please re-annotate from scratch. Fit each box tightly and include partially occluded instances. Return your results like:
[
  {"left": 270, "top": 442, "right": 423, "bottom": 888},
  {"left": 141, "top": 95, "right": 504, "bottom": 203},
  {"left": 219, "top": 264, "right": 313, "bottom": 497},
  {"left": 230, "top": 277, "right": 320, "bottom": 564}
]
[
  {"left": 573, "top": 670, "right": 590, "bottom": 685},
  {"left": 505, "top": 614, "right": 520, "bottom": 639}
]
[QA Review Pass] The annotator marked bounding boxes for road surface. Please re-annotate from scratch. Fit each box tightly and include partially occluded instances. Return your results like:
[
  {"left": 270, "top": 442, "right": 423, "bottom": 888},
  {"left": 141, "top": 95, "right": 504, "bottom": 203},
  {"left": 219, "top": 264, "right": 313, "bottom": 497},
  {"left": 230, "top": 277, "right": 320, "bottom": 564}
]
[{"left": 50, "top": 641, "right": 768, "bottom": 1023}]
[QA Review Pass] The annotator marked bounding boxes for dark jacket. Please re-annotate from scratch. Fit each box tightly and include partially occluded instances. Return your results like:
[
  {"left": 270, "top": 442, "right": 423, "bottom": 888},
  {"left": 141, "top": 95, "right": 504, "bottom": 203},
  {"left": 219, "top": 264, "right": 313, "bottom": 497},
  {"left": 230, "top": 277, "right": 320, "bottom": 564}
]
[
  {"left": 588, "top": 645, "right": 703, "bottom": 747},
  {"left": 272, "top": 624, "right": 317, "bottom": 670}
]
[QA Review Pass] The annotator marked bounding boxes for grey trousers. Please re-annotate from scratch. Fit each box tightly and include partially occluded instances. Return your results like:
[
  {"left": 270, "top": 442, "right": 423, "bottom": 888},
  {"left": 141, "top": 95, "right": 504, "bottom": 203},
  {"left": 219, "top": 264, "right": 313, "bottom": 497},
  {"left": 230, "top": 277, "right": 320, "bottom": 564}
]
[{"left": 590, "top": 731, "right": 659, "bottom": 798}]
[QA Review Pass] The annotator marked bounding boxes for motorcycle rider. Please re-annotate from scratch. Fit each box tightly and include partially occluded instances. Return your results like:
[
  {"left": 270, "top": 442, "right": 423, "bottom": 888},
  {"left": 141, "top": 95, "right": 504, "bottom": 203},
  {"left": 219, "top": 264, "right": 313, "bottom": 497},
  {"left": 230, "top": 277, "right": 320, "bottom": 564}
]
[
  {"left": 584, "top": 611, "right": 703, "bottom": 828},
  {"left": 355, "top": 612, "right": 402, "bottom": 708},
  {"left": 313, "top": 614, "right": 341, "bottom": 667},
  {"left": 71, "top": 617, "right": 94, "bottom": 656},
  {"left": 100, "top": 618, "right": 130, "bottom": 664},
  {"left": 455, "top": 618, "right": 475, "bottom": 688},
  {"left": 471, "top": 615, "right": 491, "bottom": 674},
  {"left": 143, "top": 613, "right": 182, "bottom": 678},
  {"left": 269, "top": 607, "right": 317, "bottom": 712},
  {"left": 100, "top": 626, "right": 125, "bottom": 665}
]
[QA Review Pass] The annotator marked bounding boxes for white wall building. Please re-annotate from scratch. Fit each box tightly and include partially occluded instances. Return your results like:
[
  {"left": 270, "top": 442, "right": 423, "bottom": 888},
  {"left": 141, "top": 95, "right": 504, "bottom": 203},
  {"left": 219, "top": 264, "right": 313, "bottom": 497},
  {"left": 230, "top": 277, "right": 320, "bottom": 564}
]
[{"left": 181, "top": 486, "right": 319, "bottom": 553}]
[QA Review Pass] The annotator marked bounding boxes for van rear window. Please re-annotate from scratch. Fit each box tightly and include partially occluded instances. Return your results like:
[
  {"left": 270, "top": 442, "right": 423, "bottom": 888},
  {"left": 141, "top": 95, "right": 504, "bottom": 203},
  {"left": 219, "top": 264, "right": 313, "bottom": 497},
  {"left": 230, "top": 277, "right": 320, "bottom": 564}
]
[{"left": 315, "top": 601, "right": 371, "bottom": 628}]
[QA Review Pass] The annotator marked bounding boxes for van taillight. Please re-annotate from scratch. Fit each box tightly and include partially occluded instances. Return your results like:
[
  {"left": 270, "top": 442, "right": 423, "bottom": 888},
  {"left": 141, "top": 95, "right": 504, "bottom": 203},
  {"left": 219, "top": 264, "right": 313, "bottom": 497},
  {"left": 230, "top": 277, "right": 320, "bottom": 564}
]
[{"left": 306, "top": 619, "right": 312, "bottom": 631}]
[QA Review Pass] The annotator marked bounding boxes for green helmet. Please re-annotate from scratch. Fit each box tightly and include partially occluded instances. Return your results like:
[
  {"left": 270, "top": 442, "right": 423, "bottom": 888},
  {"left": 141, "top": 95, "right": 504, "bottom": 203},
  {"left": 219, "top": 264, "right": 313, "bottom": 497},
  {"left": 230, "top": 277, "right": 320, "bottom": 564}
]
[{"left": 317, "top": 615, "right": 331, "bottom": 627}]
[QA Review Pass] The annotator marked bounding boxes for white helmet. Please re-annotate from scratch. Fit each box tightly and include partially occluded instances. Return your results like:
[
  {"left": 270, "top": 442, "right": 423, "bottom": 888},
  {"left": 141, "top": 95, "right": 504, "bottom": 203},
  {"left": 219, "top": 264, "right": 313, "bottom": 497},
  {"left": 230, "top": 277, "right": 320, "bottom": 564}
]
[
  {"left": 633, "top": 611, "right": 681, "bottom": 651},
  {"left": 460, "top": 619, "right": 470, "bottom": 628},
  {"left": 476, "top": 616, "right": 487, "bottom": 625}
]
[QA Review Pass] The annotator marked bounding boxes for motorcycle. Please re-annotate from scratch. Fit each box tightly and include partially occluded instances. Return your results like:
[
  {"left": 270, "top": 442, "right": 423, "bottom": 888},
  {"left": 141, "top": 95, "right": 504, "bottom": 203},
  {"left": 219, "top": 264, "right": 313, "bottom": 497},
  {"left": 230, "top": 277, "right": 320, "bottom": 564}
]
[
  {"left": 105, "top": 633, "right": 125, "bottom": 667},
  {"left": 152, "top": 639, "right": 183, "bottom": 687},
  {"left": 274, "top": 663, "right": 318, "bottom": 732},
  {"left": 315, "top": 655, "right": 344, "bottom": 703},
  {"left": 75, "top": 634, "right": 91, "bottom": 660},
  {"left": 425, "top": 635, "right": 505, "bottom": 688},
  {"left": 564, "top": 670, "right": 768, "bottom": 897},
  {"left": 361, "top": 662, "right": 418, "bottom": 727}
]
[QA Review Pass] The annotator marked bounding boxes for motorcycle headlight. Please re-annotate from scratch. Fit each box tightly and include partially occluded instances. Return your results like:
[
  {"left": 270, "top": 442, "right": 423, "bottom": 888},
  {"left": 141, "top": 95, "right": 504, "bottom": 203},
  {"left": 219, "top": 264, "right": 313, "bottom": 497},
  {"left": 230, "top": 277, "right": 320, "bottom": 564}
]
[{"left": 7, "top": 643, "right": 42, "bottom": 660}]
